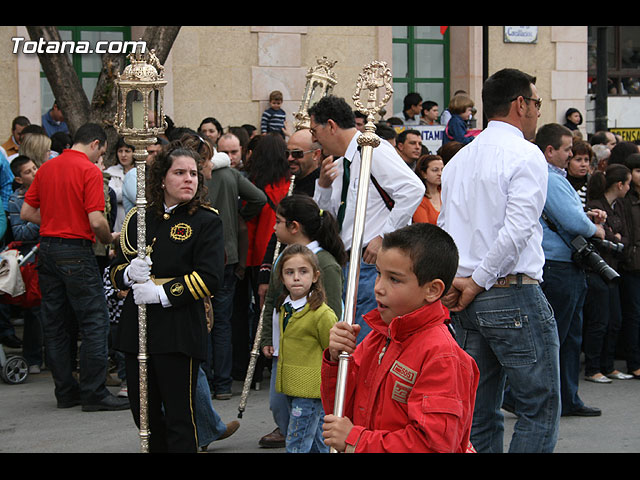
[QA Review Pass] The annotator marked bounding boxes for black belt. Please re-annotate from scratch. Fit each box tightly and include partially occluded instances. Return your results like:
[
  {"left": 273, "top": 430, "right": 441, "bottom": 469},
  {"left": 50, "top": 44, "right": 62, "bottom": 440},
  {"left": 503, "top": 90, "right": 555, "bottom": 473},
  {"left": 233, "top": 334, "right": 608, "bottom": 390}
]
[{"left": 41, "top": 237, "right": 93, "bottom": 247}]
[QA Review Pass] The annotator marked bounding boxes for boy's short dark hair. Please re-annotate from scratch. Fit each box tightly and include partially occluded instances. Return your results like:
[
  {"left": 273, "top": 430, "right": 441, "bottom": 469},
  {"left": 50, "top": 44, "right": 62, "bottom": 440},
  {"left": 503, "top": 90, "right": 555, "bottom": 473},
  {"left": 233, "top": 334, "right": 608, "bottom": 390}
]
[
  {"left": 382, "top": 223, "right": 459, "bottom": 294},
  {"left": 10, "top": 155, "right": 33, "bottom": 178}
]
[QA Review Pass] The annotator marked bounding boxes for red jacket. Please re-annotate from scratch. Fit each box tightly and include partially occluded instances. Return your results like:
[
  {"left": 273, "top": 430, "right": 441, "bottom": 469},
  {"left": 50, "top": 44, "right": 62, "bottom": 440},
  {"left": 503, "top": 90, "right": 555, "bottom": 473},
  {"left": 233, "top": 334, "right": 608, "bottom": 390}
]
[
  {"left": 245, "top": 177, "right": 291, "bottom": 267},
  {"left": 321, "top": 301, "right": 479, "bottom": 453}
]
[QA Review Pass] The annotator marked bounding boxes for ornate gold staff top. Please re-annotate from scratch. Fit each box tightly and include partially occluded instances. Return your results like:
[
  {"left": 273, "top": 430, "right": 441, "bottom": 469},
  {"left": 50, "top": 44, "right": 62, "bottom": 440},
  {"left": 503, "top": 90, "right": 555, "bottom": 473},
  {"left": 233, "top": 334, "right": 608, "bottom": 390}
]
[
  {"left": 114, "top": 47, "right": 167, "bottom": 453},
  {"left": 331, "top": 61, "right": 392, "bottom": 452},
  {"left": 293, "top": 56, "right": 338, "bottom": 130}
]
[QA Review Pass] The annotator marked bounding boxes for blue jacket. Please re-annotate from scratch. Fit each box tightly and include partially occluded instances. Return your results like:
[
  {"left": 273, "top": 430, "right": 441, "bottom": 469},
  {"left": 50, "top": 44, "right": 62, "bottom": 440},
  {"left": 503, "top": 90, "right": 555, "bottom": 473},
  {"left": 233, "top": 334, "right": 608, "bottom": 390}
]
[
  {"left": 443, "top": 114, "right": 472, "bottom": 145},
  {"left": 540, "top": 164, "right": 597, "bottom": 262}
]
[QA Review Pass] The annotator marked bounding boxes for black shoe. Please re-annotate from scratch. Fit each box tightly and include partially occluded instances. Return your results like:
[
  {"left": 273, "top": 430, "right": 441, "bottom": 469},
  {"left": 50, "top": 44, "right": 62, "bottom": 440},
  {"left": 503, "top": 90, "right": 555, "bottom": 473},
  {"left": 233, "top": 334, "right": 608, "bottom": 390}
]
[
  {"left": 57, "top": 398, "right": 81, "bottom": 409},
  {"left": 82, "top": 394, "right": 130, "bottom": 412},
  {"left": 0, "top": 334, "right": 23, "bottom": 348},
  {"left": 562, "top": 405, "right": 602, "bottom": 417}
]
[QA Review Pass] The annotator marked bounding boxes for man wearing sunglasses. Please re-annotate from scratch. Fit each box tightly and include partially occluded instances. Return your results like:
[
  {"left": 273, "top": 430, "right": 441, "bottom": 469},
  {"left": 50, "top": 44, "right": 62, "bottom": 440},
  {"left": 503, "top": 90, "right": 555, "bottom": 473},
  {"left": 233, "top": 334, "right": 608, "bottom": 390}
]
[
  {"left": 439, "top": 68, "right": 560, "bottom": 453},
  {"left": 285, "top": 128, "right": 322, "bottom": 197}
]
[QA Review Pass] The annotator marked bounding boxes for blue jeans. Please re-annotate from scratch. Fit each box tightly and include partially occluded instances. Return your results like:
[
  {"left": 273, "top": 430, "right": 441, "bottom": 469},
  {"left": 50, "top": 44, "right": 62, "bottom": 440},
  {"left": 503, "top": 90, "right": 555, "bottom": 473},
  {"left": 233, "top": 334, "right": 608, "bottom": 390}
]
[
  {"left": 38, "top": 240, "right": 111, "bottom": 404},
  {"left": 285, "top": 396, "right": 329, "bottom": 453},
  {"left": 269, "top": 356, "right": 290, "bottom": 434},
  {"left": 541, "top": 261, "right": 587, "bottom": 414},
  {"left": 195, "top": 365, "right": 227, "bottom": 447},
  {"left": 451, "top": 282, "right": 560, "bottom": 453},
  {"left": 342, "top": 260, "right": 378, "bottom": 344},
  {"left": 210, "top": 264, "right": 237, "bottom": 394}
]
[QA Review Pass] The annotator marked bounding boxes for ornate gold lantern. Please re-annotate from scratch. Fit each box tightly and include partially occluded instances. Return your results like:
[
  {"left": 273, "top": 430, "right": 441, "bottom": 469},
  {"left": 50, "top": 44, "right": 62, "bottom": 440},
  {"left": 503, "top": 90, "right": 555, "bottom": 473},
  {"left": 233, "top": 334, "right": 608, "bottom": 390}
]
[
  {"left": 114, "top": 47, "right": 167, "bottom": 454},
  {"left": 293, "top": 56, "right": 338, "bottom": 130}
]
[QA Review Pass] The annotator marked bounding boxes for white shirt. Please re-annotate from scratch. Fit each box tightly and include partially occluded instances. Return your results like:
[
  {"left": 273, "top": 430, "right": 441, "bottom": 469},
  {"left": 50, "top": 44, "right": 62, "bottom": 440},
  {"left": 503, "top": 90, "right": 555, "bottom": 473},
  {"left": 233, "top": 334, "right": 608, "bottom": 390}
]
[
  {"left": 313, "top": 132, "right": 425, "bottom": 251},
  {"left": 438, "top": 121, "right": 548, "bottom": 289}
]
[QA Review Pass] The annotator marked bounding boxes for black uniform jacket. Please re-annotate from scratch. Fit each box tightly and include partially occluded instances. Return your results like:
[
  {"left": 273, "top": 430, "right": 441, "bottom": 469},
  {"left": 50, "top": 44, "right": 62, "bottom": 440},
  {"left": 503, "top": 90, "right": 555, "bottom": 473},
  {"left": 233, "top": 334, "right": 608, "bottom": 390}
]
[{"left": 111, "top": 203, "right": 225, "bottom": 361}]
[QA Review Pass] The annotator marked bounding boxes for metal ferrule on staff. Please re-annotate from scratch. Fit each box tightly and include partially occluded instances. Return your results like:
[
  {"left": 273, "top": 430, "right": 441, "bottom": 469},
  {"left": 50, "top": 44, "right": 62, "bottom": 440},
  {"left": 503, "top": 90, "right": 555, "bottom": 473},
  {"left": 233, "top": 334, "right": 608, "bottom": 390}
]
[
  {"left": 114, "top": 48, "right": 167, "bottom": 453},
  {"left": 331, "top": 61, "right": 392, "bottom": 452},
  {"left": 237, "top": 56, "right": 338, "bottom": 419}
]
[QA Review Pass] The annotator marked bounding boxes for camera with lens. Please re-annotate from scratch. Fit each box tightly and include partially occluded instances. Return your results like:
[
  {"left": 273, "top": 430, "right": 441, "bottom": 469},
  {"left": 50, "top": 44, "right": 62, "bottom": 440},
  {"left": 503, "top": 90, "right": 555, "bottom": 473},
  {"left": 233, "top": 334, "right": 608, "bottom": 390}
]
[{"left": 571, "top": 235, "right": 621, "bottom": 283}]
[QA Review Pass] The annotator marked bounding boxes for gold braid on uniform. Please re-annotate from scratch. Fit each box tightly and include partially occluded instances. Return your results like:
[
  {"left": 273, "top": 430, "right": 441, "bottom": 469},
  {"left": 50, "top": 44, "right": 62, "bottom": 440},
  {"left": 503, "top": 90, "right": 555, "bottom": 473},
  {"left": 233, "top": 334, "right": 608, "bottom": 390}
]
[
  {"left": 183, "top": 271, "right": 212, "bottom": 301},
  {"left": 120, "top": 206, "right": 139, "bottom": 258}
]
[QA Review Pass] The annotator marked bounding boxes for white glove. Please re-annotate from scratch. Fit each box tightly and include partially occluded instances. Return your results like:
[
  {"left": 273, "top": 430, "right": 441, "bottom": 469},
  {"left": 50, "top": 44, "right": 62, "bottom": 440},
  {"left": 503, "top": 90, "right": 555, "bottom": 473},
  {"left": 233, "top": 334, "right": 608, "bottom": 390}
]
[
  {"left": 132, "top": 280, "right": 162, "bottom": 305},
  {"left": 125, "top": 256, "right": 152, "bottom": 284}
]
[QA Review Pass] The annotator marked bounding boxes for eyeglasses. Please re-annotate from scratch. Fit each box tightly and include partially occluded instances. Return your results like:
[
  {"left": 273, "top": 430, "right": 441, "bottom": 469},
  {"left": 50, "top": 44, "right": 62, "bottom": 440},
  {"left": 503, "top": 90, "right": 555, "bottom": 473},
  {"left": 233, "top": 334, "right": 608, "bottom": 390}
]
[
  {"left": 511, "top": 95, "right": 542, "bottom": 110},
  {"left": 286, "top": 149, "right": 314, "bottom": 159}
]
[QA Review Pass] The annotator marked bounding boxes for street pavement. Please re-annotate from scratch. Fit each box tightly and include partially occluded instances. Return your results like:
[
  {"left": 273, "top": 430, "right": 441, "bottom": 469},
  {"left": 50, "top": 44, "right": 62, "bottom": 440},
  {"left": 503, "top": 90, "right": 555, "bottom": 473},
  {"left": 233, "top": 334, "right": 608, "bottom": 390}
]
[{"left": 1, "top": 339, "right": 639, "bottom": 453}]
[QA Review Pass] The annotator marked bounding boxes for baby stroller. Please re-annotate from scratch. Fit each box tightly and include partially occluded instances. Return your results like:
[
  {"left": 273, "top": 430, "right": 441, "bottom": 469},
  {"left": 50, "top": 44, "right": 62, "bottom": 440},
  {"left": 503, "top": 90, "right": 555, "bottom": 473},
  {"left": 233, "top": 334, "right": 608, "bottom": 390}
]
[{"left": 0, "top": 242, "right": 40, "bottom": 385}]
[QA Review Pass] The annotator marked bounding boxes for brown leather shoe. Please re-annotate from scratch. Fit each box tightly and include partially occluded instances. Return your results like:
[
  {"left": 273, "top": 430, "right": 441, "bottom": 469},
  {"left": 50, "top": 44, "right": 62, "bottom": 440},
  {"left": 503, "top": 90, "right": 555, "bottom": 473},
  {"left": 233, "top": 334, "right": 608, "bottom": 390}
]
[
  {"left": 216, "top": 420, "right": 240, "bottom": 441},
  {"left": 259, "top": 427, "right": 286, "bottom": 448}
]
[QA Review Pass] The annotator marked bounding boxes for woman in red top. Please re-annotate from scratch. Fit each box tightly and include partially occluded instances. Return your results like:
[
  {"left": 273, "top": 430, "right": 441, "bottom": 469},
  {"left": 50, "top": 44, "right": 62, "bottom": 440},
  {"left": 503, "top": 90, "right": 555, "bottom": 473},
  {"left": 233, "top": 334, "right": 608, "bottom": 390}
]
[
  {"left": 244, "top": 133, "right": 292, "bottom": 267},
  {"left": 412, "top": 154, "right": 444, "bottom": 225}
]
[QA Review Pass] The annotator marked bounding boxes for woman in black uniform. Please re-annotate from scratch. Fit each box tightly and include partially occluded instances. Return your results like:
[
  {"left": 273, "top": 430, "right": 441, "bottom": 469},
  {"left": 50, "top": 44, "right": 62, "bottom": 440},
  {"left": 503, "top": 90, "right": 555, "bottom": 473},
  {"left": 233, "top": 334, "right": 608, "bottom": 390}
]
[{"left": 111, "top": 142, "right": 224, "bottom": 452}]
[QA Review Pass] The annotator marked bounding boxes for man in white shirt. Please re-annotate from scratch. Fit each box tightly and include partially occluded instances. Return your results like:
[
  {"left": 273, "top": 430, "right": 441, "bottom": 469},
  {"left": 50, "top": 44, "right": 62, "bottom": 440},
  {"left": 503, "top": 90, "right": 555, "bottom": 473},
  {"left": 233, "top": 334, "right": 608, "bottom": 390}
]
[
  {"left": 438, "top": 68, "right": 561, "bottom": 453},
  {"left": 309, "top": 95, "right": 425, "bottom": 343}
]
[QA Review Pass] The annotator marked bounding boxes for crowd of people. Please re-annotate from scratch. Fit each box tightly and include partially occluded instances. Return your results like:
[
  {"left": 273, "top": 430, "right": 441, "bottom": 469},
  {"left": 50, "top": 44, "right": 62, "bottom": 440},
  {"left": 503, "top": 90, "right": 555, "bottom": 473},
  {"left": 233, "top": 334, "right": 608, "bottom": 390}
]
[{"left": 1, "top": 70, "right": 639, "bottom": 453}]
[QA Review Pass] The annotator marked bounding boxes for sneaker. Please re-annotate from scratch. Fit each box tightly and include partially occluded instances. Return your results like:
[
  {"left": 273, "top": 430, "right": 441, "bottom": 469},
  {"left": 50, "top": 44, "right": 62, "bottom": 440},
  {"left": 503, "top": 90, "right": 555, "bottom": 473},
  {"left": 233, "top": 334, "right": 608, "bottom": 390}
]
[
  {"left": 28, "top": 365, "right": 41, "bottom": 374},
  {"left": 118, "top": 383, "right": 128, "bottom": 398}
]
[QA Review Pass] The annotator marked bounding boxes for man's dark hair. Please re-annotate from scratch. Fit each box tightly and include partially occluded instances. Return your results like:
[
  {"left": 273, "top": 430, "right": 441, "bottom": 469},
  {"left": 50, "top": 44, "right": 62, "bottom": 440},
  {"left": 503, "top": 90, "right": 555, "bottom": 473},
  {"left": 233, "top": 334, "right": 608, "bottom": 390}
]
[
  {"left": 403, "top": 92, "right": 422, "bottom": 111},
  {"left": 375, "top": 122, "right": 397, "bottom": 141},
  {"left": 396, "top": 129, "right": 421, "bottom": 145},
  {"left": 72, "top": 123, "right": 107, "bottom": 148},
  {"left": 590, "top": 130, "right": 613, "bottom": 146},
  {"left": 534, "top": 123, "right": 573, "bottom": 153},
  {"left": 482, "top": 68, "right": 536, "bottom": 119},
  {"left": 382, "top": 222, "right": 459, "bottom": 293},
  {"left": 11, "top": 116, "right": 30, "bottom": 131},
  {"left": 609, "top": 141, "right": 639, "bottom": 166},
  {"left": 21, "top": 124, "right": 46, "bottom": 136},
  {"left": 353, "top": 110, "right": 367, "bottom": 120},
  {"left": 308, "top": 95, "right": 356, "bottom": 129}
]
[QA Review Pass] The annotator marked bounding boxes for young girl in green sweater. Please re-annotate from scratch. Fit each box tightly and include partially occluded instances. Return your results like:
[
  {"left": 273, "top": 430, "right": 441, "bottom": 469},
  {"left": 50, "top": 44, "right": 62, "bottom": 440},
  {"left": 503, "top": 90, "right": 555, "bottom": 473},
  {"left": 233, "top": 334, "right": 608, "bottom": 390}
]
[
  {"left": 259, "top": 195, "right": 346, "bottom": 448},
  {"left": 274, "top": 243, "right": 337, "bottom": 452}
]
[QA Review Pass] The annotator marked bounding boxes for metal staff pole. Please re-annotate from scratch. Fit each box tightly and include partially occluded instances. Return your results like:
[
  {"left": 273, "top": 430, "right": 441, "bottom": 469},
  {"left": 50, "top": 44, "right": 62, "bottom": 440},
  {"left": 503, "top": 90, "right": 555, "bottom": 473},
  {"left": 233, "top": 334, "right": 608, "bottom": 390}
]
[
  {"left": 237, "top": 176, "right": 295, "bottom": 419},
  {"left": 237, "top": 56, "right": 338, "bottom": 419},
  {"left": 331, "top": 61, "right": 393, "bottom": 452},
  {"left": 114, "top": 49, "right": 167, "bottom": 453}
]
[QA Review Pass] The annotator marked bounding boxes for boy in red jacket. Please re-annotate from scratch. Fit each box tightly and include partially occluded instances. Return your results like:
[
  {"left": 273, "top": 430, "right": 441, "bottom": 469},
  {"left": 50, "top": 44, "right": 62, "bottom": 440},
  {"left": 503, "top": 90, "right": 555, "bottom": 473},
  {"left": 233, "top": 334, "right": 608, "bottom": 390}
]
[{"left": 321, "top": 222, "right": 479, "bottom": 453}]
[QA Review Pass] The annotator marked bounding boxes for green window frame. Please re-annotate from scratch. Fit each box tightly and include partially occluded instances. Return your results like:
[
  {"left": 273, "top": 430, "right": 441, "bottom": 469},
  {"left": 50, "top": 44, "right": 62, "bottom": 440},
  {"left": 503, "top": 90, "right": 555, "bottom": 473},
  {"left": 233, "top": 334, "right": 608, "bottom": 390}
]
[
  {"left": 391, "top": 26, "right": 450, "bottom": 118},
  {"left": 40, "top": 26, "right": 131, "bottom": 115}
]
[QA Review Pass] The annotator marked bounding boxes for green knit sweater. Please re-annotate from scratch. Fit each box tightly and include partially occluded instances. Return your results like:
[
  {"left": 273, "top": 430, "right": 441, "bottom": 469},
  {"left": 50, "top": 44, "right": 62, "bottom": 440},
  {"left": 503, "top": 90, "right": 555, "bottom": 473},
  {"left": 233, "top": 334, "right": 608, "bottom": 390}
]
[{"left": 276, "top": 302, "right": 337, "bottom": 398}]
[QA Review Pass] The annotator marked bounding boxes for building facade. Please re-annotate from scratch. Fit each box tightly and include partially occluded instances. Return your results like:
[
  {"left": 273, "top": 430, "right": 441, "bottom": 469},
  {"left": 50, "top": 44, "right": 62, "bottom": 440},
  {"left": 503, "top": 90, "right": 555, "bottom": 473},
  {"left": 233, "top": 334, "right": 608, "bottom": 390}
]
[{"left": 3, "top": 25, "right": 633, "bottom": 148}]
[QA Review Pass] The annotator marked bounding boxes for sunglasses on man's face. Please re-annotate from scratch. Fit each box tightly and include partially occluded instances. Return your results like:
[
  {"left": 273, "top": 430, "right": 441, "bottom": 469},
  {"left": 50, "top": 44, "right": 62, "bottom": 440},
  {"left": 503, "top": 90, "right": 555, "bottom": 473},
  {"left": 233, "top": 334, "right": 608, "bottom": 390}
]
[{"left": 286, "top": 149, "right": 314, "bottom": 159}]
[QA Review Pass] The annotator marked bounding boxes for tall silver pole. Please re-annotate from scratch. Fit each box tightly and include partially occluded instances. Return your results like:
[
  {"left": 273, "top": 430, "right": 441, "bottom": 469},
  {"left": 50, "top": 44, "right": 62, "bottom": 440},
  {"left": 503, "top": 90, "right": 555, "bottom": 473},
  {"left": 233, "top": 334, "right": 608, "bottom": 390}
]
[
  {"left": 331, "top": 61, "right": 393, "bottom": 452},
  {"left": 237, "top": 176, "right": 295, "bottom": 418}
]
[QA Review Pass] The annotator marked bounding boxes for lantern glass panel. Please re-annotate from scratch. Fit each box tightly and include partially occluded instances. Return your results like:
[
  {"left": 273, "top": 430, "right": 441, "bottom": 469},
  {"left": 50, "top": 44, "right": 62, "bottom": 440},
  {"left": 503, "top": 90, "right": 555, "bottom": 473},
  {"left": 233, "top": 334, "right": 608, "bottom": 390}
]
[{"left": 126, "top": 90, "right": 145, "bottom": 129}]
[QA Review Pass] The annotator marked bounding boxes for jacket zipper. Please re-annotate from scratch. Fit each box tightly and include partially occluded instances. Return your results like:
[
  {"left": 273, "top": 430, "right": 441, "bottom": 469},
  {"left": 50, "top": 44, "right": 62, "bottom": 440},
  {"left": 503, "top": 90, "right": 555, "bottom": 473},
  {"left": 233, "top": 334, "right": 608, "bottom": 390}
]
[{"left": 378, "top": 332, "right": 391, "bottom": 365}]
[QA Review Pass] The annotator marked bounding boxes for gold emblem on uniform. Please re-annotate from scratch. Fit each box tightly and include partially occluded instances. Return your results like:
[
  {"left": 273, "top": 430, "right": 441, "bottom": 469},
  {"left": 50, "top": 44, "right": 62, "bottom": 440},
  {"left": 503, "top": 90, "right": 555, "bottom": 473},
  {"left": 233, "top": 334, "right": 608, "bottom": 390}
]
[
  {"left": 170, "top": 283, "right": 184, "bottom": 296},
  {"left": 170, "top": 223, "right": 192, "bottom": 242}
]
